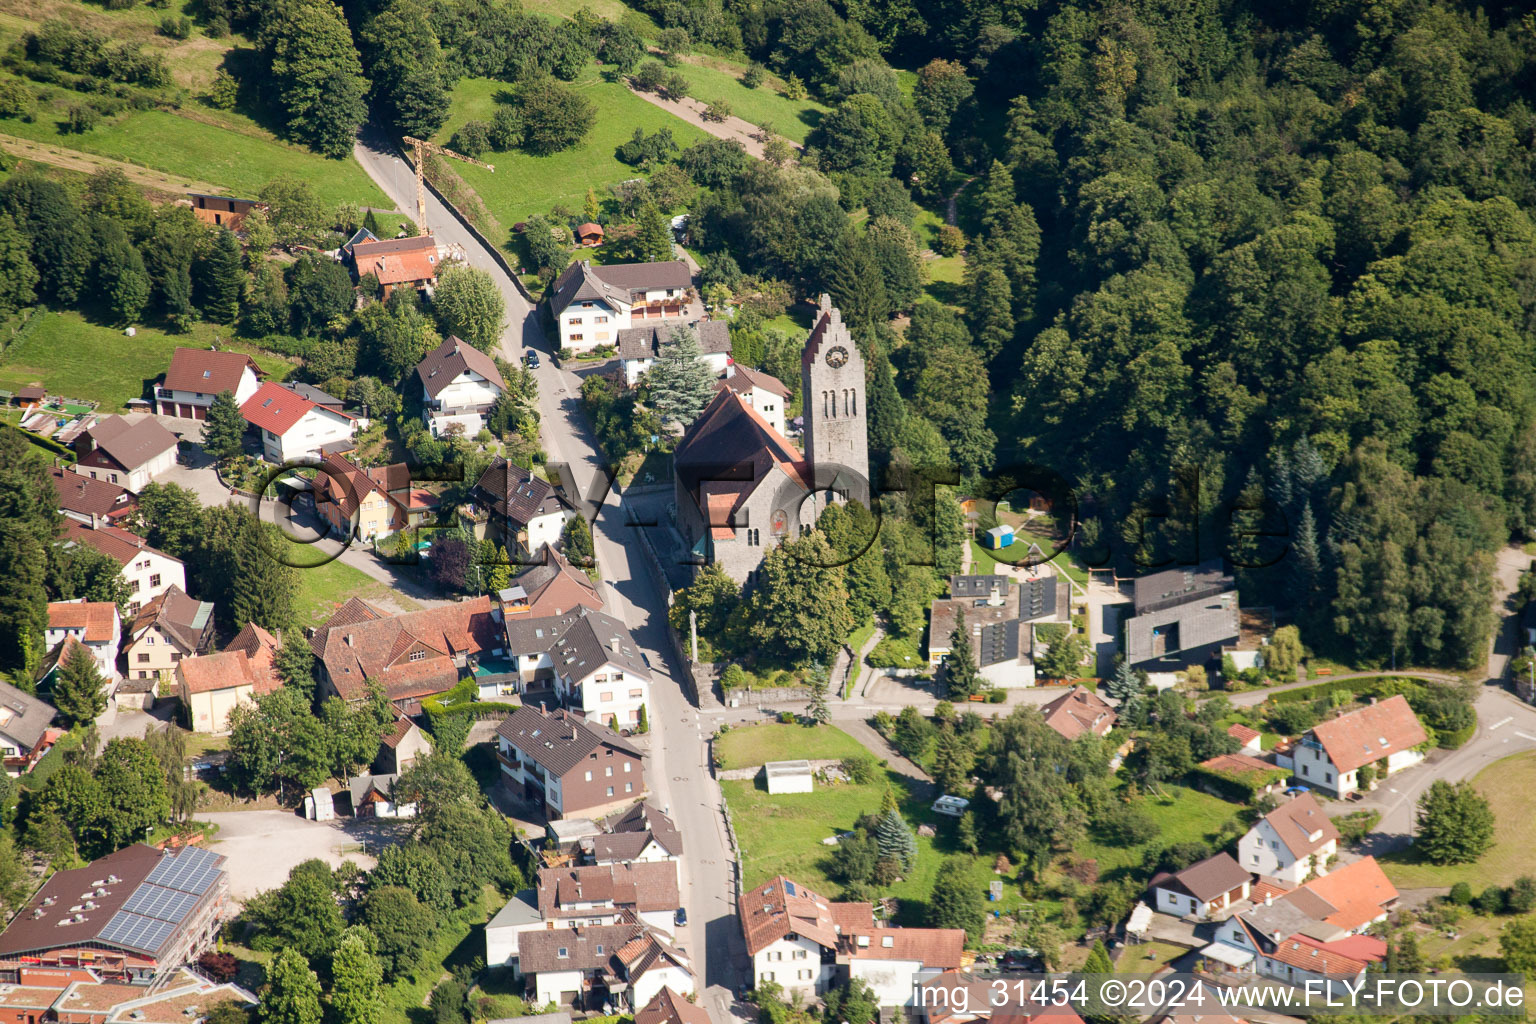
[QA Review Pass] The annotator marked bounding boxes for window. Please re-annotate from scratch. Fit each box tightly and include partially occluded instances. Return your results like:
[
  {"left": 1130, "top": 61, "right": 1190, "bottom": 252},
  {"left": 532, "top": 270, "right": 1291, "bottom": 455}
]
[
  {"left": 409, "top": 651, "right": 427, "bottom": 662},
  {"left": 799, "top": 970, "right": 812, "bottom": 981},
  {"left": 605, "top": 766, "right": 613, "bottom": 777},
  {"left": 1325, "top": 771, "right": 1334, "bottom": 783},
  {"left": 595, "top": 316, "right": 608, "bottom": 324},
  {"left": 792, "top": 949, "right": 807, "bottom": 960},
  {"left": 557, "top": 948, "right": 569, "bottom": 959},
  {"left": 137, "top": 653, "right": 151, "bottom": 664},
  {"left": 770, "top": 952, "right": 782, "bottom": 962},
  {"left": 625, "top": 782, "right": 632, "bottom": 793},
  {"left": 150, "top": 574, "right": 161, "bottom": 588},
  {"left": 585, "top": 771, "right": 592, "bottom": 782},
  {"left": 763, "top": 972, "right": 775, "bottom": 982},
  {"left": 623, "top": 762, "right": 631, "bottom": 773},
  {"left": 629, "top": 689, "right": 642, "bottom": 699},
  {"left": 568, "top": 317, "right": 584, "bottom": 325},
  {"left": 570, "top": 333, "right": 584, "bottom": 342},
  {"left": 110, "top": 474, "right": 119, "bottom": 484},
  {"left": 130, "top": 579, "right": 141, "bottom": 592},
  {"left": 601, "top": 691, "right": 613, "bottom": 702},
  {"left": 606, "top": 786, "right": 614, "bottom": 797}
]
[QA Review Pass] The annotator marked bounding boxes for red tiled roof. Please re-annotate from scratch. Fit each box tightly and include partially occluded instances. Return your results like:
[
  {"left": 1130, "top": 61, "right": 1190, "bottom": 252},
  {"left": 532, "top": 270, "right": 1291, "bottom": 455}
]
[
  {"left": 1227, "top": 723, "right": 1261, "bottom": 744},
  {"left": 314, "top": 597, "right": 500, "bottom": 701},
  {"left": 738, "top": 876, "right": 870, "bottom": 956},
  {"left": 365, "top": 248, "right": 439, "bottom": 286},
  {"left": 46, "top": 601, "right": 117, "bottom": 644},
  {"left": 1258, "top": 793, "right": 1339, "bottom": 858},
  {"left": 63, "top": 519, "right": 181, "bottom": 567},
  {"left": 241, "top": 381, "right": 324, "bottom": 436},
  {"left": 537, "top": 861, "right": 681, "bottom": 919},
  {"left": 178, "top": 623, "right": 280, "bottom": 695},
  {"left": 1266, "top": 934, "right": 1373, "bottom": 975},
  {"left": 844, "top": 926, "right": 965, "bottom": 967},
  {"left": 636, "top": 987, "right": 710, "bottom": 1024},
  {"left": 1250, "top": 877, "right": 1293, "bottom": 902},
  {"left": 1308, "top": 695, "right": 1427, "bottom": 773},
  {"left": 163, "top": 348, "right": 261, "bottom": 394},
  {"left": 1290, "top": 856, "right": 1397, "bottom": 931},
  {"left": 1040, "top": 685, "right": 1116, "bottom": 740}
]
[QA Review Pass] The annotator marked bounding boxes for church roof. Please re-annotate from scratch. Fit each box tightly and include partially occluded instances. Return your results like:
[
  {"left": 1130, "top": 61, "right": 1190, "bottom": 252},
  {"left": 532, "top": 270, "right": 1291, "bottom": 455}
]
[{"left": 674, "top": 390, "right": 809, "bottom": 533}]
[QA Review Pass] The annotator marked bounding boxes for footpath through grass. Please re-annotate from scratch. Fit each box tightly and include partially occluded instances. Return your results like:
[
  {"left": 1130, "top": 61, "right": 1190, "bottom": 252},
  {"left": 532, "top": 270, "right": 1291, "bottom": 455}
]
[
  {"left": 435, "top": 67, "right": 708, "bottom": 228},
  {"left": 0, "top": 311, "right": 296, "bottom": 410},
  {"left": 1384, "top": 751, "right": 1536, "bottom": 891},
  {"left": 665, "top": 59, "right": 828, "bottom": 143},
  {"left": 715, "top": 722, "right": 869, "bottom": 770}
]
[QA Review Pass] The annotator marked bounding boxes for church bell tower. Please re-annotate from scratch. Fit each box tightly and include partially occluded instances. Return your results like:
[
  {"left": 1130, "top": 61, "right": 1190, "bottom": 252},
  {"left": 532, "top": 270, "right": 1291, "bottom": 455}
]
[{"left": 801, "top": 295, "right": 869, "bottom": 505}]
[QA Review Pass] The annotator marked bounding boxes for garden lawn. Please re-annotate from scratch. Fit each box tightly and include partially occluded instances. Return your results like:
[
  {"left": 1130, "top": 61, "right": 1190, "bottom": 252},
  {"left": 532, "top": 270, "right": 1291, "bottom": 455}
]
[
  {"left": 667, "top": 59, "right": 828, "bottom": 142},
  {"left": 1383, "top": 751, "right": 1536, "bottom": 891},
  {"left": 969, "top": 537, "right": 1090, "bottom": 587},
  {"left": 291, "top": 557, "right": 421, "bottom": 628},
  {"left": 0, "top": 107, "right": 387, "bottom": 211},
  {"left": 1117, "top": 939, "right": 1193, "bottom": 973},
  {"left": 716, "top": 722, "right": 869, "bottom": 770},
  {"left": 434, "top": 68, "right": 708, "bottom": 228},
  {"left": 0, "top": 312, "right": 295, "bottom": 410},
  {"left": 1075, "top": 783, "right": 1242, "bottom": 876}
]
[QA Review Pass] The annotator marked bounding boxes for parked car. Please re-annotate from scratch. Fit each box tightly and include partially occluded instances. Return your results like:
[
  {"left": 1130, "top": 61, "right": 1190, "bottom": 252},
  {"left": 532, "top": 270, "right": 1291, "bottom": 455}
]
[
  {"left": 525, "top": 350, "right": 540, "bottom": 368},
  {"left": 1000, "top": 949, "right": 1043, "bottom": 972},
  {"left": 675, "top": 907, "right": 688, "bottom": 926}
]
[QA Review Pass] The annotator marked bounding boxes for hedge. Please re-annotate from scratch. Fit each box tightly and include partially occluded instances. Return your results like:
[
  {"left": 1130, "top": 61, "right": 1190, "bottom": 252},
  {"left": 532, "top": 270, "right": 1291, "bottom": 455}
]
[
  {"left": 1189, "top": 763, "right": 1289, "bottom": 802},
  {"left": 421, "top": 679, "right": 519, "bottom": 719},
  {"left": 1270, "top": 676, "right": 1475, "bottom": 749},
  {"left": 1, "top": 420, "right": 75, "bottom": 462}
]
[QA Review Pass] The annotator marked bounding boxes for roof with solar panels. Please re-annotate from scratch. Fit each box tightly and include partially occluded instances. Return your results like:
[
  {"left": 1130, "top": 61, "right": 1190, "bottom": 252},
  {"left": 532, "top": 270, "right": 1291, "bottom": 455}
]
[{"left": 0, "top": 844, "right": 226, "bottom": 960}]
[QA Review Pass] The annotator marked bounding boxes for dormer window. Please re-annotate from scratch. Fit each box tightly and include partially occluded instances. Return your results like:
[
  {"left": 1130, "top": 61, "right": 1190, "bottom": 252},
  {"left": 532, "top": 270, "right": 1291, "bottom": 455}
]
[{"left": 557, "top": 947, "right": 568, "bottom": 958}]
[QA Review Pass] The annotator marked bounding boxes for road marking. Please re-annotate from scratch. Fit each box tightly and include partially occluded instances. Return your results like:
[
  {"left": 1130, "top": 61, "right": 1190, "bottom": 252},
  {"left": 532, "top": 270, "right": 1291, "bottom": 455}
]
[
  {"left": 1490, "top": 716, "right": 1513, "bottom": 730},
  {"left": 1516, "top": 731, "right": 1536, "bottom": 742}
]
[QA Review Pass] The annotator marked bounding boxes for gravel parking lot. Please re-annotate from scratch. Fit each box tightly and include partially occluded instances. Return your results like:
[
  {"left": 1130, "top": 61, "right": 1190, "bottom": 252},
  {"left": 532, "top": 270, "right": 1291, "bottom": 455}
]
[{"left": 203, "top": 810, "right": 408, "bottom": 899}]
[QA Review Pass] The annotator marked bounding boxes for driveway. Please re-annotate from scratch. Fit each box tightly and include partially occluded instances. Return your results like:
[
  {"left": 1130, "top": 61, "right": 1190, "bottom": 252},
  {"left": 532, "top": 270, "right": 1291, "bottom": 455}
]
[{"left": 203, "top": 810, "right": 403, "bottom": 899}]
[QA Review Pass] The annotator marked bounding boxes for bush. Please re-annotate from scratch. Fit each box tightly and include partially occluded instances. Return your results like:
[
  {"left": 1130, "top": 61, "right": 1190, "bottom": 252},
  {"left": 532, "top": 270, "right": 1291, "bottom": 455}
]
[
  {"left": 65, "top": 103, "right": 100, "bottom": 133},
  {"left": 866, "top": 636, "right": 921, "bottom": 669},
  {"left": 450, "top": 119, "right": 492, "bottom": 158},
  {"left": 986, "top": 688, "right": 1007, "bottom": 703},
  {"left": 777, "top": 711, "right": 796, "bottom": 724},
  {"left": 1475, "top": 886, "right": 1506, "bottom": 915},
  {"left": 1096, "top": 801, "right": 1161, "bottom": 845},
  {"left": 721, "top": 664, "right": 747, "bottom": 689},
  {"left": 841, "top": 754, "right": 880, "bottom": 784},
  {"left": 663, "top": 73, "right": 691, "bottom": 100},
  {"left": 1507, "top": 876, "right": 1536, "bottom": 913},
  {"left": 934, "top": 224, "right": 965, "bottom": 256},
  {"left": 633, "top": 61, "right": 666, "bottom": 92},
  {"left": 1448, "top": 881, "right": 1474, "bottom": 905},
  {"left": 702, "top": 99, "right": 732, "bottom": 122},
  {"left": 742, "top": 62, "right": 766, "bottom": 88},
  {"left": 158, "top": 14, "right": 192, "bottom": 38},
  {"left": 1331, "top": 809, "right": 1381, "bottom": 846}
]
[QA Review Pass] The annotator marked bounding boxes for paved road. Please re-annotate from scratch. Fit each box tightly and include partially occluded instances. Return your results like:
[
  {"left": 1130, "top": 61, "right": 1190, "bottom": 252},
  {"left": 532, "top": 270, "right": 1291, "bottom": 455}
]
[{"left": 355, "top": 132, "right": 748, "bottom": 1021}]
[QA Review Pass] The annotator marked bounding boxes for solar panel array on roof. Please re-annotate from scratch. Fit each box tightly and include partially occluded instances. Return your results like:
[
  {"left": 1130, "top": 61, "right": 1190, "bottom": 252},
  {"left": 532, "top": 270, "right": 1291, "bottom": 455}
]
[
  {"left": 145, "top": 845, "right": 221, "bottom": 895},
  {"left": 97, "top": 911, "right": 177, "bottom": 955},
  {"left": 123, "top": 883, "right": 199, "bottom": 923}
]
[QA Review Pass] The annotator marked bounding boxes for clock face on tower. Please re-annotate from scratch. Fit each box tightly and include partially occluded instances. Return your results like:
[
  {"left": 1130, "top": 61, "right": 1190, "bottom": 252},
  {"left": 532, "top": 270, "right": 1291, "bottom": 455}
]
[{"left": 825, "top": 345, "right": 849, "bottom": 368}]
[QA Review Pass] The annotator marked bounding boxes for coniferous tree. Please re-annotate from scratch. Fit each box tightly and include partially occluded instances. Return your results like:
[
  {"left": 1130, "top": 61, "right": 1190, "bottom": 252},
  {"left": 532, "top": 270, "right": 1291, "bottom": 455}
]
[
  {"left": 943, "top": 609, "right": 980, "bottom": 700},
  {"left": 1104, "top": 660, "right": 1141, "bottom": 703},
  {"left": 827, "top": 231, "right": 890, "bottom": 332},
  {"left": 0, "top": 520, "right": 48, "bottom": 680},
  {"left": 329, "top": 930, "right": 384, "bottom": 1024},
  {"left": 633, "top": 202, "right": 674, "bottom": 263},
  {"left": 561, "top": 514, "right": 595, "bottom": 568},
  {"left": 93, "top": 219, "right": 150, "bottom": 325},
  {"left": 0, "top": 214, "right": 38, "bottom": 317},
  {"left": 199, "top": 227, "right": 244, "bottom": 323},
  {"left": 806, "top": 663, "right": 831, "bottom": 724},
  {"left": 647, "top": 326, "right": 717, "bottom": 425},
  {"left": 864, "top": 349, "right": 904, "bottom": 461},
  {"left": 202, "top": 391, "right": 247, "bottom": 461},
  {"left": 931, "top": 720, "right": 973, "bottom": 794},
  {"left": 874, "top": 807, "right": 917, "bottom": 870},
  {"left": 52, "top": 642, "right": 108, "bottom": 727},
  {"left": 274, "top": 629, "right": 318, "bottom": 702}
]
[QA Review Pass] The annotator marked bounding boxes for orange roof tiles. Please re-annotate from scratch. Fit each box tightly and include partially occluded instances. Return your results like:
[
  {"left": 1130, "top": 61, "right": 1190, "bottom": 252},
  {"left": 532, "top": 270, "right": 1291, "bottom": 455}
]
[
  {"left": 1040, "top": 685, "right": 1116, "bottom": 740},
  {"left": 1308, "top": 694, "right": 1426, "bottom": 773},
  {"left": 163, "top": 348, "right": 262, "bottom": 394},
  {"left": 1292, "top": 856, "right": 1397, "bottom": 932},
  {"left": 1227, "top": 723, "right": 1262, "bottom": 744},
  {"left": 178, "top": 623, "right": 280, "bottom": 695},
  {"left": 47, "top": 602, "right": 117, "bottom": 644}
]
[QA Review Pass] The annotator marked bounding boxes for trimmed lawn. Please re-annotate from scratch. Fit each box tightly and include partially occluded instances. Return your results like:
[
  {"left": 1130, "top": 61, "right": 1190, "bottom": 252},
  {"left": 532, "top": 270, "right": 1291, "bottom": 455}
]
[
  {"left": 1117, "top": 939, "right": 1193, "bottom": 973},
  {"left": 723, "top": 768, "right": 1033, "bottom": 926},
  {"left": 291, "top": 557, "right": 421, "bottom": 628},
  {"left": 1075, "top": 783, "right": 1242, "bottom": 877},
  {"left": 716, "top": 722, "right": 869, "bottom": 770},
  {"left": 434, "top": 67, "right": 708, "bottom": 229},
  {"left": 666, "top": 59, "right": 828, "bottom": 142},
  {"left": 969, "top": 536, "right": 1090, "bottom": 588},
  {"left": 1383, "top": 751, "right": 1536, "bottom": 891},
  {"left": 0, "top": 311, "right": 296, "bottom": 411}
]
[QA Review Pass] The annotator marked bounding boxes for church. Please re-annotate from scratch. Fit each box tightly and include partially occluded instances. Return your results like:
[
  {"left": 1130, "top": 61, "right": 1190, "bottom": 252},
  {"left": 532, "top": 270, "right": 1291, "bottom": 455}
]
[{"left": 672, "top": 295, "right": 870, "bottom": 585}]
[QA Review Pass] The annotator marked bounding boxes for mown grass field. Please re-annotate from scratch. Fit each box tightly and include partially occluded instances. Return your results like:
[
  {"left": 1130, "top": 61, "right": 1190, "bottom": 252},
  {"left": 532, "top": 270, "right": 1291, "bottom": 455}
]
[
  {"left": 715, "top": 722, "right": 870, "bottom": 770},
  {"left": 0, "top": 311, "right": 296, "bottom": 410},
  {"left": 1384, "top": 751, "right": 1536, "bottom": 891},
  {"left": 667, "top": 57, "right": 828, "bottom": 142},
  {"left": 0, "top": 0, "right": 388, "bottom": 209},
  {"left": 1075, "top": 783, "right": 1242, "bottom": 876},
  {"left": 290, "top": 556, "right": 422, "bottom": 628},
  {"left": 434, "top": 67, "right": 709, "bottom": 228}
]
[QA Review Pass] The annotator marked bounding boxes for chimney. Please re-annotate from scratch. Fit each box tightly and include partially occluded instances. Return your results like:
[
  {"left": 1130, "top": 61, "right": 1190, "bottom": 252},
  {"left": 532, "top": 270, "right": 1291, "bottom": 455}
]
[
  {"left": 1272, "top": 930, "right": 1281, "bottom": 943},
  {"left": 344, "top": 634, "right": 354, "bottom": 647},
  {"left": 1264, "top": 893, "right": 1273, "bottom": 907}
]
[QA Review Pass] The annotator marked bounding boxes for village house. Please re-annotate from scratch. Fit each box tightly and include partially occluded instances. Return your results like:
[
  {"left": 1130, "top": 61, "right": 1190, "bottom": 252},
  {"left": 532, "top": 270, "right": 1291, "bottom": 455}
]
[
  {"left": 311, "top": 597, "right": 504, "bottom": 711},
  {"left": 1238, "top": 793, "right": 1339, "bottom": 885},
  {"left": 739, "top": 877, "right": 965, "bottom": 1005},
  {"left": 374, "top": 709, "right": 433, "bottom": 774},
  {"left": 466, "top": 458, "right": 567, "bottom": 556},
  {"left": 1123, "top": 560, "right": 1240, "bottom": 674},
  {"left": 416, "top": 335, "right": 507, "bottom": 438},
  {"left": 673, "top": 297, "right": 869, "bottom": 585},
  {"left": 714, "top": 365, "right": 791, "bottom": 437},
  {"left": 1150, "top": 851, "right": 1252, "bottom": 920},
  {"left": 495, "top": 545, "right": 605, "bottom": 623},
  {"left": 121, "top": 586, "right": 215, "bottom": 685},
  {"left": 500, "top": 607, "right": 651, "bottom": 729},
  {"left": 61, "top": 521, "right": 185, "bottom": 615},
  {"left": 0, "top": 965, "right": 253, "bottom": 1024},
  {"left": 156, "top": 348, "right": 263, "bottom": 420},
  {"left": 495, "top": 705, "right": 645, "bottom": 820},
  {"left": 550, "top": 260, "right": 693, "bottom": 354},
  {"left": 49, "top": 466, "right": 138, "bottom": 527},
  {"left": 313, "top": 454, "right": 434, "bottom": 542},
  {"left": 517, "top": 923, "right": 693, "bottom": 1012},
  {"left": 176, "top": 623, "right": 280, "bottom": 734},
  {"left": 915, "top": 972, "right": 1088, "bottom": 1024},
  {"left": 347, "top": 773, "right": 416, "bottom": 818},
  {"left": 536, "top": 861, "right": 681, "bottom": 936},
  {"left": 45, "top": 601, "right": 121, "bottom": 681},
  {"left": 0, "top": 844, "right": 228, "bottom": 985},
  {"left": 187, "top": 193, "right": 265, "bottom": 231},
  {"left": 927, "top": 575, "right": 1068, "bottom": 688},
  {"left": 1228, "top": 722, "right": 1263, "bottom": 754},
  {"left": 1292, "top": 694, "right": 1427, "bottom": 797},
  {"left": 0, "top": 681, "right": 59, "bottom": 776},
  {"left": 636, "top": 988, "right": 710, "bottom": 1024},
  {"left": 71, "top": 416, "right": 178, "bottom": 494},
  {"left": 581, "top": 803, "right": 683, "bottom": 866},
  {"left": 351, "top": 234, "right": 444, "bottom": 298},
  {"left": 616, "top": 320, "right": 731, "bottom": 387},
  {"left": 240, "top": 381, "right": 358, "bottom": 464},
  {"left": 1039, "top": 685, "right": 1117, "bottom": 741}
]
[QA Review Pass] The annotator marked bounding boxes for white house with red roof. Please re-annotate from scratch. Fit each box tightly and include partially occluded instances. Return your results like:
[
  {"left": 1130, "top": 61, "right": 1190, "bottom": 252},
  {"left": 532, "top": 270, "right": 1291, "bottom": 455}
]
[
  {"left": 739, "top": 876, "right": 965, "bottom": 1004},
  {"left": 715, "top": 363, "right": 791, "bottom": 436},
  {"left": 176, "top": 623, "right": 280, "bottom": 733},
  {"left": 1238, "top": 793, "right": 1339, "bottom": 884},
  {"left": 240, "top": 381, "right": 357, "bottom": 464},
  {"left": 71, "top": 416, "right": 178, "bottom": 492},
  {"left": 1293, "top": 695, "right": 1427, "bottom": 797},
  {"left": 157, "top": 348, "right": 263, "bottom": 419},
  {"left": 44, "top": 601, "right": 122, "bottom": 680},
  {"left": 62, "top": 521, "right": 185, "bottom": 615}
]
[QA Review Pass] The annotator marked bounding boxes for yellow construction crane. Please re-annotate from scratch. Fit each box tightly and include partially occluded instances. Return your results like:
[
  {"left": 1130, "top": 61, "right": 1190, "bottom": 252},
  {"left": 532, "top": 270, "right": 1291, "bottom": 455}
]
[{"left": 400, "top": 135, "right": 494, "bottom": 234}]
